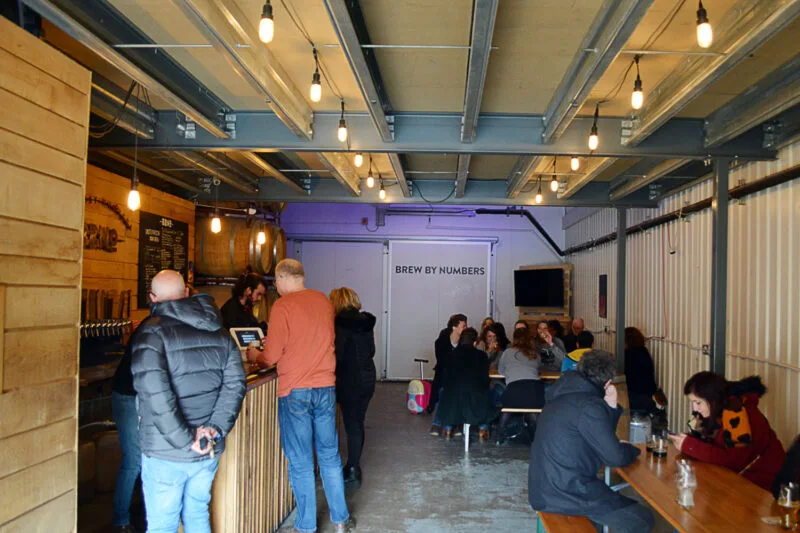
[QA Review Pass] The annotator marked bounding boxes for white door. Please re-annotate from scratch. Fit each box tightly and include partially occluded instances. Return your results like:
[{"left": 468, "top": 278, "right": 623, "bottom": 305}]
[
  {"left": 386, "top": 241, "right": 492, "bottom": 379},
  {"left": 298, "top": 241, "right": 387, "bottom": 379}
]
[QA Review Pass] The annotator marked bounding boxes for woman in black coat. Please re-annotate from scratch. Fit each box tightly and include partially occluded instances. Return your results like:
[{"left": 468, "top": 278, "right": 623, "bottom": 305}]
[
  {"left": 624, "top": 327, "right": 658, "bottom": 414},
  {"left": 330, "top": 287, "right": 377, "bottom": 489}
]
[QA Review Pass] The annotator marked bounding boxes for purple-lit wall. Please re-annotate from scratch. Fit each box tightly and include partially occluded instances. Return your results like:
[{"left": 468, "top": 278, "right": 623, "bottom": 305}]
[{"left": 281, "top": 202, "right": 565, "bottom": 326}]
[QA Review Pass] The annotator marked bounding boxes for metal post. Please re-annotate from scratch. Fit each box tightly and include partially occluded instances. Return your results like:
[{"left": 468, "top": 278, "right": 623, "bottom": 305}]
[
  {"left": 709, "top": 158, "right": 729, "bottom": 375},
  {"left": 615, "top": 208, "right": 627, "bottom": 372}
]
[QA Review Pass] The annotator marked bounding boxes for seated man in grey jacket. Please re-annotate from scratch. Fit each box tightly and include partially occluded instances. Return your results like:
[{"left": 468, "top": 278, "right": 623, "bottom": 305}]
[
  {"left": 132, "top": 270, "right": 246, "bottom": 533},
  {"left": 529, "top": 350, "right": 654, "bottom": 533}
]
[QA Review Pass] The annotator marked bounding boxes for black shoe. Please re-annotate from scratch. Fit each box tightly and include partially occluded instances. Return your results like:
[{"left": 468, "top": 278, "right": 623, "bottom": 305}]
[
  {"left": 343, "top": 464, "right": 362, "bottom": 489},
  {"left": 334, "top": 516, "right": 357, "bottom": 532},
  {"left": 429, "top": 424, "right": 442, "bottom": 436}
]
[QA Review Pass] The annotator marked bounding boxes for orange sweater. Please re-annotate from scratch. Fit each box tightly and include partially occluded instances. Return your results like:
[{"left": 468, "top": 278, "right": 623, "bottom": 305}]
[{"left": 259, "top": 289, "right": 336, "bottom": 397}]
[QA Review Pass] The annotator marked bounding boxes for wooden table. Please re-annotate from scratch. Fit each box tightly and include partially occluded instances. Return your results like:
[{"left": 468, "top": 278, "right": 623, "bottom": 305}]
[
  {"left": 489, "top": 370, "right": 560, "bottom": 380},
  {"left": 615, "top": 443, "right": 782, "bottom": 532}
]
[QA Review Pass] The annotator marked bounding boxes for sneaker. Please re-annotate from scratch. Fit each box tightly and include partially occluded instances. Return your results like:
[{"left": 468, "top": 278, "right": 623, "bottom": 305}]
[
  {"left": 334, "top": 516, "right": 357, "bottom": 532},
  {"left": 453, "top": 428, "right": 463, "bottom": 437},
  {"left": 479, "top": 429, "right": 490, "bottom": 441},
  {"left": 442, "top": 429, "right": 453, "bottom": 440},
  {"left": 429, "top": 424, "right": 442, "bottom": 436}
]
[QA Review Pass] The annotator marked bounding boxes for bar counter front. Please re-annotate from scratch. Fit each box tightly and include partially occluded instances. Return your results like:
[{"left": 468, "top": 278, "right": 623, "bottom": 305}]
[{"left": 212, "top": 368, "right": 294, "bottom": 532}]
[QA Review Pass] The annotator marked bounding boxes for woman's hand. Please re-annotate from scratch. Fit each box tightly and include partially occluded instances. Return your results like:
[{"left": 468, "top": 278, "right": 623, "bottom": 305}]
[
  {"left": 669, "top": 433, "right": 688, "bottom": 452},
  {"left": 542, "top": 331, "right": 554, "bottom": 346}
]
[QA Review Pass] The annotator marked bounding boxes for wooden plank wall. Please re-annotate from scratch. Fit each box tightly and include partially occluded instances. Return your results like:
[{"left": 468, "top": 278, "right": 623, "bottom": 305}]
[
  {"left": 83, "top": 165, "right": 195, "bottom": 320},
  {"left": 0, "top": 16, "right": 90, "bottom": 532}
]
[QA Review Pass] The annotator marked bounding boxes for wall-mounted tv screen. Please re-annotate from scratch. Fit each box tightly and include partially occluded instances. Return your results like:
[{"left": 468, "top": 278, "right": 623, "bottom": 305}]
[{"left": 514, "top": 269, "right": 565, "bottom": 308}]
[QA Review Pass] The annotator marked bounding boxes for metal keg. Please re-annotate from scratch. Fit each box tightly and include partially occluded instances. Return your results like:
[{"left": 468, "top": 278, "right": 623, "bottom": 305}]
[{"left": 629, "top": 414, "right": 652, "bottom": 444}]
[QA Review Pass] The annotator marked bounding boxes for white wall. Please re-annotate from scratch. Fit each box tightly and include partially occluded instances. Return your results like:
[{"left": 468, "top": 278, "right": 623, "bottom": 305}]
[{"left": 565, "top": 139, "right": 800, "bottom": 446}]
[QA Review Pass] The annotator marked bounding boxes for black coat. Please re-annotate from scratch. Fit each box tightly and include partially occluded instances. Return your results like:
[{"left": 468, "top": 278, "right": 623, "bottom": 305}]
[
  {"left": 334, "top": 309, "right": 377, "bottom": 395},
  {"left": 132, "top": 294, "right": 246, "bottom": 462},
  {"left": 529, "top": 371, "right": 640, "bottom": 516},
  {"left": 437, "top": 345, "right": 497, "bottom": 427}
]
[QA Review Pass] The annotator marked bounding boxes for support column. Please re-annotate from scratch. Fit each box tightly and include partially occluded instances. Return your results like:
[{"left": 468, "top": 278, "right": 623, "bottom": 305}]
[
  {"left": 615, "top": 207, "right": 627, "bottom": 371},
  {"left": 709, "top": 158, "right": 730, "bottom": 375}
]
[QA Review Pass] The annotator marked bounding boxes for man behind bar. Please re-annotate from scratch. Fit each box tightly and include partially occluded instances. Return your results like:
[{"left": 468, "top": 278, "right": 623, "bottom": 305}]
[
  {"left": 132, "top": 270, "right": 245, "bottom": 533},
  {"left": 249, "top": 259, "right": 356, "bottom": 533}
]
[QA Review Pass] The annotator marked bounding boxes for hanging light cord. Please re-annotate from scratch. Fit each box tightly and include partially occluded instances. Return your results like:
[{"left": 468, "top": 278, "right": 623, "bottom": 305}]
[
  {"left": 415, "top": 182, "right": 457, "bottom": 205},
  {"left": 279, "top": 0, "right": 344, "bottom": 100}
]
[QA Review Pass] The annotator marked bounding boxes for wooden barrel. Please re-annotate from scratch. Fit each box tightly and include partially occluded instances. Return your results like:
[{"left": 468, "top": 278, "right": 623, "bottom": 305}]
[
  {"left": 614, "top": 374, "right": 631, "bottom": 441},
  {"left": 196, "top": 218, "right": 283, "bottom": 277},
  {"left": 272, "top": 226, "right": 287, "bottom": 266}
]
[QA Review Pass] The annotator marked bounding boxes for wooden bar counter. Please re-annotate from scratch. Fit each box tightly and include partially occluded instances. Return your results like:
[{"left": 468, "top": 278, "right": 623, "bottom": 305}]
[{"left": 211, "top": 369, "right": 294, "bottom": 533}]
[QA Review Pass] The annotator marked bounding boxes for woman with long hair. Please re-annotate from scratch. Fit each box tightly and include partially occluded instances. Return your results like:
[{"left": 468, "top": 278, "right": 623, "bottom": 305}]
[
  {"left": 329, "top": 287, "right": 377, "bottom": 489},
  {"left": 477, "top": 323, "right": 509, "bottom": 365},
  {"left": 533, "top": 320, "right": 566, "bottom": 372},
  {"left": 495, "top": 328, "right": 545, "bottom": 444},
  {"left": 624, "top": 327, "right": 658, "bottom": 414},
  {"left": 669, "top": 371, "right": 785, "bottom": 491}
]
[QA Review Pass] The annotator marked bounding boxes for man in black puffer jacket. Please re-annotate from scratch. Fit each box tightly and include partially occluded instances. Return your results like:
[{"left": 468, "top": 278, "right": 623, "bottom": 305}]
[{"left": 132, "top": 270, "right": 245, "bottom": 533}]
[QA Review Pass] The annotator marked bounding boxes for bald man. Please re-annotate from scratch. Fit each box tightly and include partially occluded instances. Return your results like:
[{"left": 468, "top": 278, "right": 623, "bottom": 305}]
[
  {"left": 248, "top": 259, "right": 355, "bottom": 533},
  {"left": 131, "top": 270, "right": 245, "bottom": 533},
  {"left": 563, "top": 317, "right": 586, "bottom": 353}
]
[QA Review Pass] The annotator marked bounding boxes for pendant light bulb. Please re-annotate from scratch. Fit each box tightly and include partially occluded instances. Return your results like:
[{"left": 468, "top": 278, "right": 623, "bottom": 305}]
[
  {"left": 366, "top": 170, "right": 375, "bottom": 189},
  {"left": 588, "top": 105, "right": 600, "bottom": 151},
  {"left": 354, "top": 153, "right": 363, "bottom": 167},
  {"left": 310, "top": 71, "right": 322, "bottom": 103},
  {"left": 379, "top": 183, "right": 386, "bottom": 200},
  {"left": 550, "top": 177, "right": 559, "bottom": 192},
  {"left": 257, "top": 230, "right": 267, "bottom": 245},
  {"left": 535, "top": 192, "right": 543, "bottom": 204},
  {"left": 631, "top": 56, "right": 644, "bottom": 110},
  {"left": 696, "top": 1, "right": 712, "bottom": 48},
  {"left": 211, "top": 213, "right": 222, "bottom": 234},
  {"left": 127, "top": 188, "right": 140, "bottom": 211},
  {"left": 570, "top": 156, "right": 580, "bottom": 171},
  {"left": 259, "top": 1, "right": 274, "bottom": 44},
  {"left": 337, "top": 100, "right": 348, "bottom": 142}
]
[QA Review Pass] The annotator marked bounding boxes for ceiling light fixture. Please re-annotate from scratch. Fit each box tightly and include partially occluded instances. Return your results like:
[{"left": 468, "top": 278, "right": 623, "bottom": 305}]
[
  {"left": 354, "top": 153, "right": 363, "bottom": 168},
  {"left": 259, "top": 1, "right": 274, "bottom": 44},
  {"left": 550, "top": 158, "right": 559, "bottom": 192},
  {"left": 366, "top": 155, "right": 375, "bottom": 188},
  {"left": 128, "top": 99, "right": 141, "bottom": 211},
  {"left": 310, "top": 48, "right": 322, "bottom": 102},
  {"left": 257, "top": 230, "right": 267, "bottom": 244},
  {"left": 378, "top": 177, "right": 386, "bottom": 200},
  {"left": 570, "top": 156, "right": 580, "bottom": 171},
  {"left": 588, "top": 105, "right": 599, "bottom": 151},
  {"left": 631, "top": 56, "right": 644, "bottom": 110},
  {"left": 535, "top": 176, "right": 543, "bottom": 204},
  {"left": 337, "top": 100, "right": 348, "bottom": 142},
  {"left": 696, "top": 1, "right": 712, "bottom": 49},
  {"left": 211, "top": 210, "right": 222, "bottom": 234}
]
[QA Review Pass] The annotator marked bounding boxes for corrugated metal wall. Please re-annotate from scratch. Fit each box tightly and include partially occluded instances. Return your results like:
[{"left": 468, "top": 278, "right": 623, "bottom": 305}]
[{"left": 566, "top": 139, "right": 800, "bottom": 446}]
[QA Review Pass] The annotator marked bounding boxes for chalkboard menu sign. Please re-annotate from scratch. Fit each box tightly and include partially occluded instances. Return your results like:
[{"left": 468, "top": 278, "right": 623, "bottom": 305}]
[{"left": 137, "top": 211, "right": 189, "bottom": 308}]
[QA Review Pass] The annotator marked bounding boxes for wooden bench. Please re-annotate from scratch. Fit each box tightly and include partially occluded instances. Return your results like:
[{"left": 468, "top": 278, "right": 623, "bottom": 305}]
[{"left": 536, "top": 511, "right": 595, "bottom": 533}]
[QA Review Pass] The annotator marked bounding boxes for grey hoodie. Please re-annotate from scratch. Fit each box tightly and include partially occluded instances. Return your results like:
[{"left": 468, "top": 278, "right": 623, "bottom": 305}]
[{"left": 132, "top": 294, "right": 245, "bottom": 462}]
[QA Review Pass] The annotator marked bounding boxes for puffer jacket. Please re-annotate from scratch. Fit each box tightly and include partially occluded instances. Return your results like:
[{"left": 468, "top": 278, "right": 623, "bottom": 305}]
[
  {"left": 132, "top": 294, "right": 246, "bottom": 462},
  {"left": 529, "top": 371, "right": 640, "bottom": 516},
  {"left": 334, "top": 308, "right": 377, "bottom": 393}
]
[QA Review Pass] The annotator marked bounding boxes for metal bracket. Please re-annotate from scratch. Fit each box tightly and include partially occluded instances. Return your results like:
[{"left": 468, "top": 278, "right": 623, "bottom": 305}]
[
  {"left": 177, "top": 114, "right": 197, "bottom": 139},
  {"left": 763, "top": 120, "right": 783, "bottom": 149},
  {"left": 386, "top": 115, "right": 395, "bottom": 140},
  {"left": 223, "top": 113, "right": 237, "bottom": 140}
]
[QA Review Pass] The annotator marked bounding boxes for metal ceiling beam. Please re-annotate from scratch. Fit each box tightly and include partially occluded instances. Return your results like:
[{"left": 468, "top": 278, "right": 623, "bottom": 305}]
[
  {"left": 91, "top": 90, "right": 154, "bottom": 139},
  {"left": 455, "top": 155, "right": 471, "bottom": 198},
  {"left": 201, "top": 152, "right": 260, "bottom": 185},
  {"left": 609, "top": 159, "right": 688, "bottom": 200},
  {"left": 316, "top": 153, "right": 361, "bottom": 197},
  {"left": 168, "top": 152, "right": 257, "bottom": 194},
  {"left": 625, "top": 0, "right": 800, "bottom": 146},
  {"left": 212, "top": 178, "right": 656, "bottom": 207},
  {"left": 322, "top": 0, "right": 394, "bottom": 142},
  {"left": 506, "top": 156, "right": 544, "bottom": 198},
  {"left": 705, "top": 53, "right": 800, "bottom": 148},
  {"left": 236, "top": 152, "right": 306, "bottom": 195},
  {"left": 559, "top": 157, "right": 616, "bottom": 199},
  {"left": 386, "top": 154, "right": 411, "bottom": 197},
  {"left": 91, "top": 112, "right": 775, "bottom": 159},
  {"left": 175, "top": 0, "right": 313, "bottom": 139},
  {"left": 103, "top": 151, "right": 205, "bottom": 194},
  {"left": 21, "top": 0, "right": 229, "bottom": 138},
  {"left": 543, "top": 0, "right": 653, "bottom": 143},
  {"left": 461, "top": 0, "right": 499, "bottom": 143}
]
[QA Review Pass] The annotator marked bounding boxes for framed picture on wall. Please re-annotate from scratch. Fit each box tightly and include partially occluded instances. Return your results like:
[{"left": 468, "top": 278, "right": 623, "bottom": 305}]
[{"left": 599, "top": 274, "right": 607, "bottom": 318}]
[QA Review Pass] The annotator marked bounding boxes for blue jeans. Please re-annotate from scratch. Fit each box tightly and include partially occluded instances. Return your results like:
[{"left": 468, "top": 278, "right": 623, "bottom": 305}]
[
  {"left": 432, "top": 387, "right": 444, "bottom": 426},
  {"left": 112, "top": 391, "right": 141, "bottom": 527},
  {"left": 278, "top": 387, "right": 350, "bottom": 532},
  {"left": 141, "top": 455, "right": 219, "bottom": 533}
]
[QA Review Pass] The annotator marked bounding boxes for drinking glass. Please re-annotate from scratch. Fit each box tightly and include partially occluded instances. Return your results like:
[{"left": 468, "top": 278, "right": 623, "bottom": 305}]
[
  {"left": 675, "top": 459, "right": 697, "bottom": 509},
  {"left": 777, "top": 483, "right": 799, "bottom": 530}
]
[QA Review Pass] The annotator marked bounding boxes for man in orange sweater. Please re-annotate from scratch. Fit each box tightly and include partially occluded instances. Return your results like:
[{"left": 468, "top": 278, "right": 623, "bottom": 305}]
[{"left": 248, "top": 259, "right": 355, "bottom": 533}]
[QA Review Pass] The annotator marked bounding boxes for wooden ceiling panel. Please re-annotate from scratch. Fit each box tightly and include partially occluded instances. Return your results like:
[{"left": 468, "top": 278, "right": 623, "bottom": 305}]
[
  {"left": 468, "top": 155, "right": 518, "bottom": 180},
  {"left": 405, "top": 153, "right": 459, "bottom": 179},
  {"left": 360, "top": 0, "right": 473, "bottom": 112},
  {"left": 482, "top": 0, "right": 606, "bottom": 114}
]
